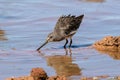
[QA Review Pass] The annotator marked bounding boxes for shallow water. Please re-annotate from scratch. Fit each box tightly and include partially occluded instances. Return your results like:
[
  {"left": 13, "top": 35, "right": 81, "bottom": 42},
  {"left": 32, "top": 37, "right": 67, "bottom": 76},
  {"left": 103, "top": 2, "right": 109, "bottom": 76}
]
[{"left": 0, "top": 0, "right": 120, "bottom": 79}]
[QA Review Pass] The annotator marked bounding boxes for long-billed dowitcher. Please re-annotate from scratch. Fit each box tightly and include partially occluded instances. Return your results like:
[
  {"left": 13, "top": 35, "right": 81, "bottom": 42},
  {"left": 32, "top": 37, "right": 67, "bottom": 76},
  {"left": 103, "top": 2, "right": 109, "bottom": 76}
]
[{"left": 37, "top": 14, "right": 84, "bottom": 51}]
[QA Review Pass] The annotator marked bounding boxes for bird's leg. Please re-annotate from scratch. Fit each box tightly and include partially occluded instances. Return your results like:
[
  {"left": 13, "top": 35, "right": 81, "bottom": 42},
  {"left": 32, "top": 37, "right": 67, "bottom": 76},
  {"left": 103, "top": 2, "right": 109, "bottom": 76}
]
[
  {"left": 69, "top": 38, "right": 72, "bottom": 48},
  {"left": 64, "top": 39, "right": 68, "bottom": 49}
]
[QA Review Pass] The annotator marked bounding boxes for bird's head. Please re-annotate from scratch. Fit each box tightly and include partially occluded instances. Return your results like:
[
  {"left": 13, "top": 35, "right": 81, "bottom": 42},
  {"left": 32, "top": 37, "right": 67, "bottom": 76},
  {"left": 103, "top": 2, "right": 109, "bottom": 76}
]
[
  {"left": 46, "top": 32, "right": 55, "bottom": 42},
  {"left": 36, "top": 32, "right": 54, "bottom": 51}
]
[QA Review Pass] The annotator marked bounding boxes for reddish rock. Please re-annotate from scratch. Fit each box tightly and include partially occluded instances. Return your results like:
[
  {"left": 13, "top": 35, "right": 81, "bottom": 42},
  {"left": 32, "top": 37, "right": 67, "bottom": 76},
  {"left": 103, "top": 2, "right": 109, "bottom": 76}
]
[{"left": 30, "top": 68, "right": 48, "bottom": 80}]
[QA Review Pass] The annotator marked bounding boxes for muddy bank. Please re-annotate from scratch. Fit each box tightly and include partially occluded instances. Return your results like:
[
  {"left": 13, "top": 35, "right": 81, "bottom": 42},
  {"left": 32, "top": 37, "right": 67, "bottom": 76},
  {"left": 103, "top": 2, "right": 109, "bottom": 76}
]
[
  {"left": 6, "top": 67, "right": 67, "bottom": 80},
  {"left": 6, "top": 67, "right": 120, "bottom": 80},
  {"left": 93, "top": 36, "right": 120, "bottom": 52}
]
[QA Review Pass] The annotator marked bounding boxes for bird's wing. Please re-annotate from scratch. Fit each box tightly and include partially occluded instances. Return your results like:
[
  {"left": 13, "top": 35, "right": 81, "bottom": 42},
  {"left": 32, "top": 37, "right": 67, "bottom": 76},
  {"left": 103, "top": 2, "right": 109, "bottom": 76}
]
[{"left": 54, "top": 15, "right": 84, "bottom": 37}]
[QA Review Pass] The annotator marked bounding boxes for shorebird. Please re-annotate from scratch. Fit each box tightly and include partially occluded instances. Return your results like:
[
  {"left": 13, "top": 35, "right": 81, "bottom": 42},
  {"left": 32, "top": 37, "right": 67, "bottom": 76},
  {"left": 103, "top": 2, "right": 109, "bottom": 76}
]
[{"left": 37, "top": 14, "right": 84, "bottom": 51}]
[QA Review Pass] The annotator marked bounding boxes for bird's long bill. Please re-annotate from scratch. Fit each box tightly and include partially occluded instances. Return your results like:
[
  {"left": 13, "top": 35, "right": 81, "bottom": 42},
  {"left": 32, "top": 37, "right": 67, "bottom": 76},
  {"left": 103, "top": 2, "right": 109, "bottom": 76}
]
[{"left": 36, "top": 41, "right": 48, "bottom": 51}]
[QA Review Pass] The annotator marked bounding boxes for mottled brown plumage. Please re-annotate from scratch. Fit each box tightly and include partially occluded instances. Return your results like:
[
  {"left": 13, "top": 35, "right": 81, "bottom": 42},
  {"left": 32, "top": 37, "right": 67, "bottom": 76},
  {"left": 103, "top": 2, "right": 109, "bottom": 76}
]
[{"left": 37, "top": 14, "right": 84, "bottom": 51}]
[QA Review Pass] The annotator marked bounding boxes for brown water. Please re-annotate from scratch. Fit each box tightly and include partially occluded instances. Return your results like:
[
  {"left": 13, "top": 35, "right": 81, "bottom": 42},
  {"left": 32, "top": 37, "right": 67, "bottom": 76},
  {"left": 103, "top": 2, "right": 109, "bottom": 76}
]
[{"left": 0, "top": 0, "right": 120, "bottom": 79}]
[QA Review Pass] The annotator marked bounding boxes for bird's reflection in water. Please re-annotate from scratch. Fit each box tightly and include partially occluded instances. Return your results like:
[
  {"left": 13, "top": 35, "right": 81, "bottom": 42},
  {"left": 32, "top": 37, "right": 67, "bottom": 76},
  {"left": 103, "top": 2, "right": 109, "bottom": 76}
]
[
  {"left": 46, "top": 55, "right": 81, "bottom": 77},
  {"left": 0, "top": 30, "right": 7, "bottom": 41},
  {"left": 65, "top": 48, "right": 72, "bottom": 56},
  {"left": 97, "top": 50, "right": 120, "bottom": 60}
]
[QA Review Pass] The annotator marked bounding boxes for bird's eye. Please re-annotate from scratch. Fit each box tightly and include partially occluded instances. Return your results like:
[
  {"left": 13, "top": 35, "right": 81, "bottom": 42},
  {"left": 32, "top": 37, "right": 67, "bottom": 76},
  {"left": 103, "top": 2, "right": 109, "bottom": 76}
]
[{"left": 50, "top": 36, "right": 53, "bottom": 38}]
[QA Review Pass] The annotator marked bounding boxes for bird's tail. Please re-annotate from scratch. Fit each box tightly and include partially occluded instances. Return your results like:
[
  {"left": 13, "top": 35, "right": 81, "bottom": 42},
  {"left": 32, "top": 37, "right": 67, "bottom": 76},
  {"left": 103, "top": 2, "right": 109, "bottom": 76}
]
[{"left": 76, "top": 14, "right": 84, "bottom": 21}]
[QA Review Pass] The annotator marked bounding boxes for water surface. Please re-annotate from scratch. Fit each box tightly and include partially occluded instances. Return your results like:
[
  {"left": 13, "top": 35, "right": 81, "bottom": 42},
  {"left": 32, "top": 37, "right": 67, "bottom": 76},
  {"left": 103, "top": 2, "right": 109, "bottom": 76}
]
[{"left": 0, "top": 0, "right": 120, "bottom": 79}]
